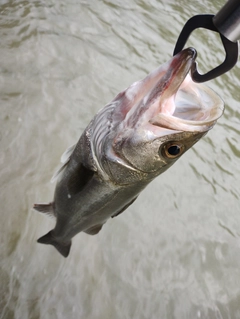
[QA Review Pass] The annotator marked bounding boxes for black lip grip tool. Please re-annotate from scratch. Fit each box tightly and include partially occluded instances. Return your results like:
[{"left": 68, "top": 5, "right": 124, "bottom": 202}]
[{"left": 173, "top": 0, "right": 240, "bottom": 83}]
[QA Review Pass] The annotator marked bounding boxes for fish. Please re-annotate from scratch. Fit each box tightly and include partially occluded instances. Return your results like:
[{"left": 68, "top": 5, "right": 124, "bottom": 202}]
[{"left": 34, "top": 47, "right": 224, "bottom": 258}]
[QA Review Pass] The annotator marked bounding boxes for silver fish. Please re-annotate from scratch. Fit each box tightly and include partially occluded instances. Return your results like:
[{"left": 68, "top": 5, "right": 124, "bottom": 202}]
[{"left": 34, "top": 48, "right": 224, "bottom": 257}]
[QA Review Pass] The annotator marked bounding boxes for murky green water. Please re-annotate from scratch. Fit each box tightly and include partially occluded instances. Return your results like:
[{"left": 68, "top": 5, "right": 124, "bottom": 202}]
[{"left": 1, "top": 0, "right": 240, "bottom": 318}]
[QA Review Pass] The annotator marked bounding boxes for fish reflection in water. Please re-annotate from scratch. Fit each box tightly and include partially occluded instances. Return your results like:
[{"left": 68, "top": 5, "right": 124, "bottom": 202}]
[{"left": 34, "top": 48, "right": 224, "bottom": 257}]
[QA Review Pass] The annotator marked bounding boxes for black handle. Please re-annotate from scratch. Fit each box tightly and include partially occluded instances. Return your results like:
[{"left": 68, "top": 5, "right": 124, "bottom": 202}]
[{"left": 213, "top": 0, "right": 240, "bottom": 42}]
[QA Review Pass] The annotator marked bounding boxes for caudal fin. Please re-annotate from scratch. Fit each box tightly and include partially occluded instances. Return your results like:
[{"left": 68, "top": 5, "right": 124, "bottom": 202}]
[{"left": 37, "top": 231, "right": 71, "bottom": 258}]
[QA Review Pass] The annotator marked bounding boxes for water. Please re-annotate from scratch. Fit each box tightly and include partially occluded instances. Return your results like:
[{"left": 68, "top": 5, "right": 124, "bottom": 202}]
[{"left": 1, "top": 0, "right": 240, "bottom": 318}]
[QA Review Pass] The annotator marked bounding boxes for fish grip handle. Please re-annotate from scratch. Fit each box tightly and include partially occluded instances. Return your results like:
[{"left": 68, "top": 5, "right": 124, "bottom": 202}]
[{"left": 173, "top": 14, "right": 238, "bottom": 83}]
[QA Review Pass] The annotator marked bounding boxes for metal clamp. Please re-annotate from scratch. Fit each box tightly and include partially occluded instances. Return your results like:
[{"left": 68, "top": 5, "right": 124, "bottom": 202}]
[{"left": 173, "top": 14, "right": 239, "bottom": 83}]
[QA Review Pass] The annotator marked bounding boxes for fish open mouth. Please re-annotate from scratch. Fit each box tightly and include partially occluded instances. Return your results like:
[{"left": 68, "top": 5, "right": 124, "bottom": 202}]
[{"left": 147, "top": 48, "right": 224, "bottom": 134}]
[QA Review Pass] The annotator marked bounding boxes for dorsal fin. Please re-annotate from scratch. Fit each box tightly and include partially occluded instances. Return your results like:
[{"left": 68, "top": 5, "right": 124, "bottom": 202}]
[
  {"left": 33, "top": 203, "right": 55, "bottom": 218},
  {"left": 60, "top": 144, "right": 76, "bottom": 164},
  {"left": 51, "top": 144, "right": 76, "bottom": 183},
  {"left": 51, "top": 161, "right": 69, "bottom": 183}
]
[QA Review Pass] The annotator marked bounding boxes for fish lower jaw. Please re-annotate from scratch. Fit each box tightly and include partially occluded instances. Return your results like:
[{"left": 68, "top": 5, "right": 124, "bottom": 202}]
[{"left": 149, "top": 114, "right": 216, "bottom": 133}]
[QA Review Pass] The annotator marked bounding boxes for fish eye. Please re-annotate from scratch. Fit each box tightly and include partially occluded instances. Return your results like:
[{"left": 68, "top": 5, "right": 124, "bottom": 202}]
[{"left": 161, "top": 142, "right": 184, "bottom": 159}]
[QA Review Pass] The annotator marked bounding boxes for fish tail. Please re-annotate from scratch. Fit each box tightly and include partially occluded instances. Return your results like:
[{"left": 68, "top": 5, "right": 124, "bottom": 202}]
[{"left": 37, "top": 231, "right": 71, "bottom": 258}]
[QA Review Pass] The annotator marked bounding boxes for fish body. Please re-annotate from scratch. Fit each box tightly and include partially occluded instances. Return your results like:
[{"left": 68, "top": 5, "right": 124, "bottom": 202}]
[{"left": 34, "top": 48, "right": 224, "bottom": 257}]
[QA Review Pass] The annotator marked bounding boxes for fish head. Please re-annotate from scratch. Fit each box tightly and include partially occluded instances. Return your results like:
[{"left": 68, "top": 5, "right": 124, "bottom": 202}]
[{"left": 105, "top": 48, "right": 224, "bottom": 180}]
